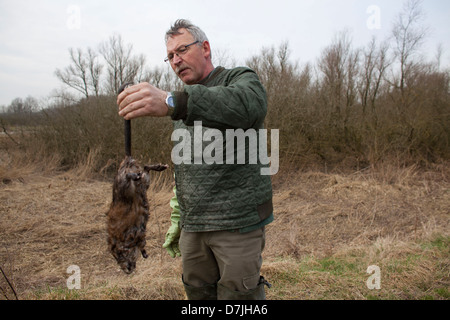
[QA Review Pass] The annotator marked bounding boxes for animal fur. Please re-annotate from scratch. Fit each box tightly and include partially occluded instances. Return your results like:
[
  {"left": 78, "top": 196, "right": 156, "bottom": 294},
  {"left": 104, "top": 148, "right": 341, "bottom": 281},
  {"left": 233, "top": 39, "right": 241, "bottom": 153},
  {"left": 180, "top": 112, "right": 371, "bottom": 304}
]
[{"left": 106, "top": 156, "right": 167, "bottom": 274}]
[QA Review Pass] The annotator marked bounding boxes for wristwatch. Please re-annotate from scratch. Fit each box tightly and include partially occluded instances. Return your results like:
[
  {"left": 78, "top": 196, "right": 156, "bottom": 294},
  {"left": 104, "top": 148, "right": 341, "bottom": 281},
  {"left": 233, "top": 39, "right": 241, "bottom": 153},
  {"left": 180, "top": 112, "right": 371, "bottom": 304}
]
[{"left": 166, "top": 92, "right": 174, "bottom": 116}]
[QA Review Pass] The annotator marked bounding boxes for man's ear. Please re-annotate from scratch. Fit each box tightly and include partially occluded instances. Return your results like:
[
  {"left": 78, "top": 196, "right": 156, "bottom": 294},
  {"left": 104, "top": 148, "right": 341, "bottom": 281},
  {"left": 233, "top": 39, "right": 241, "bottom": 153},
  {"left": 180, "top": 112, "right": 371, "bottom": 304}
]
[{"left": 202, "top": 41, "right": 211, "bottom": 60}]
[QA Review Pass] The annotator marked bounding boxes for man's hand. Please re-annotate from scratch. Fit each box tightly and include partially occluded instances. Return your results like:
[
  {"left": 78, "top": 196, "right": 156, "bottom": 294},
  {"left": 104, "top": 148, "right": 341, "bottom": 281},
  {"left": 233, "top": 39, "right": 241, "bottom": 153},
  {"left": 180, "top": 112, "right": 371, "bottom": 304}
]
[{"left": 117, "top": 82, "right": 169, "bottom": 119}]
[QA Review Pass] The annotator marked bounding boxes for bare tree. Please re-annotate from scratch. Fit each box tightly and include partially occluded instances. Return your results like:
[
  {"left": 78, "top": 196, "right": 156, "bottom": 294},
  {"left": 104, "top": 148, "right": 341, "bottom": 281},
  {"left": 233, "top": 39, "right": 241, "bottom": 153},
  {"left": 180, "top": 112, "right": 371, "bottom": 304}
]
[
  {"left": 7, "top": 98, "right": 24, "bottom": 113},
  {"left": 7, "top": 96, "right": 39, "bottom": 113},
  {"left": 142, "top": 66, "right": 164, "bottom": 88},
  {"left": 391, "top": 0, "right": 429, "bottom": 102},
  {"left": 344, "top": 47, "right": 360, "bottom": 121},
  {"left": 87, "top": 47, "right": 103, "bottom": 97},
  {"left": 55, "top": 48, "right": 89, "bottom": 98},
  {"left": 212, "top": 48, "right": 236, "bottom": 69},
  {"left": 140, "top": 65, "right": 182, "bottom": 91},
  {"left": 318, "top": 30, "right": 356, "bottom": 120},
  {"left": 55, "top": 47, "right": 103, "bottom": 99},
  {"left": 434, "top": 43, "right": 443, "bottom": 71},
  {"left": 358, "top": 37, "right": 391, "bottom": 119},
  {"left": 99, "top": 34, "right": 146, "bottom": 95}
]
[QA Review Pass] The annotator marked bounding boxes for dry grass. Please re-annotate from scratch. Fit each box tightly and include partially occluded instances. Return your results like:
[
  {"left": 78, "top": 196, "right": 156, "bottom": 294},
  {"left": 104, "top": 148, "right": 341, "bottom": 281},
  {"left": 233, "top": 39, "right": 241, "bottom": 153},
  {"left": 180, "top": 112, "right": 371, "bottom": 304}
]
[
  {"left": 0, "top": 172, "right": 184, "bottom": 300},
  {"left": 0, "top": 151, "right": 449, "bottom": 300},
  {"left": 267, "top": 163, "right": 449, "bottom": 258},
  {"left": 263, "top": 163, "right": 449, "bottom": 300},
  {"left": 0, "top": 146, "right": 183, "bottom": 300}
]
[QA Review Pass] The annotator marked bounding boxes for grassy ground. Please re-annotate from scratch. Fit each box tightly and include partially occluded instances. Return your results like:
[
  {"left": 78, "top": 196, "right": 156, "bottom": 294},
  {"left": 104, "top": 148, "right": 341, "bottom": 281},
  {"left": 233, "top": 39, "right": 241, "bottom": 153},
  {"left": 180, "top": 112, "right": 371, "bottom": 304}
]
[{"left": 0, "top": 153, "right": 448, "bottom": 300}]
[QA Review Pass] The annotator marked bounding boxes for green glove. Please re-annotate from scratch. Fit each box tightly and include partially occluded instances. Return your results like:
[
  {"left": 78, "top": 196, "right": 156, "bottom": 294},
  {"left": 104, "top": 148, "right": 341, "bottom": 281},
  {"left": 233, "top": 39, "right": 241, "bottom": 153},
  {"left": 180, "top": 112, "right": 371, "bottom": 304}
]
[{"left": 163, "top": 186, "right": 181, "bottom": 258}]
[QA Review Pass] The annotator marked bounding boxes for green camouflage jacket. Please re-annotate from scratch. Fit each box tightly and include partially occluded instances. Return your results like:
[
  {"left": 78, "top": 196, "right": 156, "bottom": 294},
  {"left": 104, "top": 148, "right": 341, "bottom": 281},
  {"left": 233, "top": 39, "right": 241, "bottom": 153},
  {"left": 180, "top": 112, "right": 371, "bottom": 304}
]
[{"left": 170, "top": 66, "right": 273, "bottom": 232}]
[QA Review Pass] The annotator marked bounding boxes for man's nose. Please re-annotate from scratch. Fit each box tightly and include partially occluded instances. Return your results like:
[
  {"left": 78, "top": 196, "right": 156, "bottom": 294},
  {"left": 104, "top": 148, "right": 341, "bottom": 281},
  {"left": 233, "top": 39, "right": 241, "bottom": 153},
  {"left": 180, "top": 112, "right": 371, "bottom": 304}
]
[{"left": 172, "top": 53, "right": 183, "bottom": 65}]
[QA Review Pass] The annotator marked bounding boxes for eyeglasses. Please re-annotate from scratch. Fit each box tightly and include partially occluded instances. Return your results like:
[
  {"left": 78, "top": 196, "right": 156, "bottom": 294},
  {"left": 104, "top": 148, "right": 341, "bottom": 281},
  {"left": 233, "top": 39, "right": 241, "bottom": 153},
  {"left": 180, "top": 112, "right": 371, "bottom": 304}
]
[{"left": 164, "top": 41, "right": 200, "bottom": 63}]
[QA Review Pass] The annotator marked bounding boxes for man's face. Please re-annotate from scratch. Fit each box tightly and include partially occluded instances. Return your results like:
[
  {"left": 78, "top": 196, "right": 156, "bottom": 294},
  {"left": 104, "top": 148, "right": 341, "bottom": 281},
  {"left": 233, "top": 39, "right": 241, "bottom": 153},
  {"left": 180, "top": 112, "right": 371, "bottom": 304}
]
[{"left": 166, "top": 28, "right": 211, "bottom": 85}]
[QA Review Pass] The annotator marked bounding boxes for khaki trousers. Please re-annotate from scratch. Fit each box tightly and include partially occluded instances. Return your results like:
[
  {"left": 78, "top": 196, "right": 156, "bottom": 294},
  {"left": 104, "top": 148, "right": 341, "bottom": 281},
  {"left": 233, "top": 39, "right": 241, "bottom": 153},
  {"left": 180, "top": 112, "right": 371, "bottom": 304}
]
[{"left": 180, "top": 227, "right": 266, "bottom": 294}]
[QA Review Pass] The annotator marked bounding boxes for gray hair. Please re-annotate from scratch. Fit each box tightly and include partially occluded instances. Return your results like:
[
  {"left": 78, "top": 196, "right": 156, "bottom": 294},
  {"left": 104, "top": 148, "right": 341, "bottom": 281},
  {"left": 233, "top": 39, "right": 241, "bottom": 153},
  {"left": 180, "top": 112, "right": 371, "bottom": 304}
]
[{"left": 165, "top": 19, "right": 209, "bottom": 44}]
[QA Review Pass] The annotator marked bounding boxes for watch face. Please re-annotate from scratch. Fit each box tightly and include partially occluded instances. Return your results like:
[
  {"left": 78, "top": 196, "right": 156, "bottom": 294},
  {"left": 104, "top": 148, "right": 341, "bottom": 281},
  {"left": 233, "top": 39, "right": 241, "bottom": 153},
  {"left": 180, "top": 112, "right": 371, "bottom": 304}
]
[{"left": 167, "top": 95, "right": 174, "bottom": 108}]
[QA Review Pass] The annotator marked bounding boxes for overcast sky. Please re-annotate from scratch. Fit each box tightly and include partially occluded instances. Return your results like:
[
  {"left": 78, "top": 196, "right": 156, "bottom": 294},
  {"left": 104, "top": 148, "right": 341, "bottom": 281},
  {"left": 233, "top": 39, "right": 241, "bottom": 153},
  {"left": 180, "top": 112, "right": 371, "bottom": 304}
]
[{"left": 0, "top": 0, "right": 449, "bottom": 107}]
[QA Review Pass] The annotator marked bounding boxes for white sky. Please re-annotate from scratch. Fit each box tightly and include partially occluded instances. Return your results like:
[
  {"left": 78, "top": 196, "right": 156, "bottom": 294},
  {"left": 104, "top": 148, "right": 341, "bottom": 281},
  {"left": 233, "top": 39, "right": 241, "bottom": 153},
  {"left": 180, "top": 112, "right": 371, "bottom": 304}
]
[{"left": 0, "top": 0, "right": 449, "bottom": 106}]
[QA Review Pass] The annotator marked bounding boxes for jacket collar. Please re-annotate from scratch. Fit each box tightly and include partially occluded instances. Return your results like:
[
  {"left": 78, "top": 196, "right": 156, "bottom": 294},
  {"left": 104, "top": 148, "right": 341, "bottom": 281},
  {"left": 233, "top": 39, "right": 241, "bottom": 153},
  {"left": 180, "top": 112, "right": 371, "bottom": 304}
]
[{"left": 198, "top": 66, "right": 225, "bottom": 85}]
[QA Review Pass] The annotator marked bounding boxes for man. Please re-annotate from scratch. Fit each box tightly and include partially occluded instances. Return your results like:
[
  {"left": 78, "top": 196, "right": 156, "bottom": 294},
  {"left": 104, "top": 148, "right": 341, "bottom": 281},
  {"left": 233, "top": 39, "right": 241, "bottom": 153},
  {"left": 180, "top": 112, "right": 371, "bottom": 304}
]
[{"left": 117, "top": 19, "right": 273, "bottom": 300}]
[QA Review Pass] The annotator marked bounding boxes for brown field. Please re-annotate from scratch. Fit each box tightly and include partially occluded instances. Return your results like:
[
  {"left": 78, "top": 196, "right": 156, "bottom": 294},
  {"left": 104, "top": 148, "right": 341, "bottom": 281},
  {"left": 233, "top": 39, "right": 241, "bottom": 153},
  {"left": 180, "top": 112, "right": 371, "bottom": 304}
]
[{"left": 0, "top": 151, "right": 449, "bottom": 300}]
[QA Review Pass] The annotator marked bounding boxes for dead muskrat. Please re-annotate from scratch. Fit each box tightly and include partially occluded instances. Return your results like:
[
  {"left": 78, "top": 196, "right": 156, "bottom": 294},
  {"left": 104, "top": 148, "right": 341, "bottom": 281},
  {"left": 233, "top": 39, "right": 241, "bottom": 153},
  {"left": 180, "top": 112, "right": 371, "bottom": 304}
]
[{"left": 106, "top": 156, "right": 167, "bottom": 274}]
